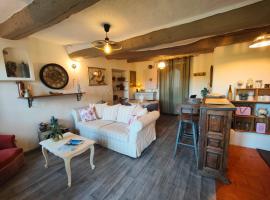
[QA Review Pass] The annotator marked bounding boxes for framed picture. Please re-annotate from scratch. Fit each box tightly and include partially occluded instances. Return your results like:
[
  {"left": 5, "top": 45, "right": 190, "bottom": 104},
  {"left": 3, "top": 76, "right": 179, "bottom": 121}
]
[{"left": 88, "top": 67, "right": 107, "bottom": 86}]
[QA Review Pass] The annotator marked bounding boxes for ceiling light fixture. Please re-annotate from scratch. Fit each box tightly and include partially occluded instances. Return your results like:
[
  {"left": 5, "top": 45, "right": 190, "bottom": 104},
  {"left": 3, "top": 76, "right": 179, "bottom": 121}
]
[
  {"left": 249, "top": 34, "right": 270, "bottom": 48},
  {"left": 157, "top": 61, "right": 166, "bottom": 69},
  {"left": 92, "top": 23, "right": 122, "bottom": 54}
]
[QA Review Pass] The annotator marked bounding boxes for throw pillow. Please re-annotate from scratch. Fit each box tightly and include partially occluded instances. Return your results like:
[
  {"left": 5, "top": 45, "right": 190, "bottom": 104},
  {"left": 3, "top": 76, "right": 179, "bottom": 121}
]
[
  {"left": 93, "top": 103, "right": 107, "bottom": 119},
  {"left": 102, "top": 104, "right": 120, "bottom": 121},
  {"left": 116, "top": 105, "right": 136, "bottom": 124},
  {"left": 79, "top": 106, "right": 96, "bottom": 122}
]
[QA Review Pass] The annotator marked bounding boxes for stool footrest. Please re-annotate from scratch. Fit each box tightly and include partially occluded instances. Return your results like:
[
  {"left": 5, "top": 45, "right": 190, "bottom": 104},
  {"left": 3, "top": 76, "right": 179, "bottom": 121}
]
[{"left": 176, "top": 142, "right": 195, "bottom": 148}]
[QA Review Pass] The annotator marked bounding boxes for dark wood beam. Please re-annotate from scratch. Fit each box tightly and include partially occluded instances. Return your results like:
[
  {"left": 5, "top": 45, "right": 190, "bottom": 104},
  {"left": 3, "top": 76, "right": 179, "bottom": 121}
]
[
  {"left": 107, "top": 25, "right": 270, "bottom": 63},
  {"left": 69, "top": 0, "right": 270, "bottom": 59},
  {"left": 0, "top": 0, "right": 100, "bottom": 40},
  {"left": 125, "top": 50, "right": 214, "bottom": 63}
]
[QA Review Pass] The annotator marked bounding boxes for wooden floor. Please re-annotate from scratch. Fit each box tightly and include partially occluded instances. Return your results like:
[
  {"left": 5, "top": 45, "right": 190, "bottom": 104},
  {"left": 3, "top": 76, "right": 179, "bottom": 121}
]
[
  {"left": 216, "top": 145, "right": 270, "bottom": 200},
  {"left": 0, "top": 115, "right": 216, "bottom": 200}
]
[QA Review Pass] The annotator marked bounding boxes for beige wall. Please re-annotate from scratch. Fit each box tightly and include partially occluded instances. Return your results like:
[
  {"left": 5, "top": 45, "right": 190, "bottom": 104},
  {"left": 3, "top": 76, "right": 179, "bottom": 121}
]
[
  {"left": 1, "top": 36, "right": 270, "bottom": 151},
  {"left": 134, "top": 61, "right": 156, "bottom": 90},
  {"left": 79, "top": 57, "right": 136, "bottom": 102},
  {"left": 189, "top": 53, "right": 213, "bottom": 97},
  {"left": 0, "top": 37, "right": 137, "bottom": 151},
  {"left": 213, "top": 42, "right": 270, "bottom": 96},
  {"left": 189, "top": 42, "right": 270, "bottom": 98}
]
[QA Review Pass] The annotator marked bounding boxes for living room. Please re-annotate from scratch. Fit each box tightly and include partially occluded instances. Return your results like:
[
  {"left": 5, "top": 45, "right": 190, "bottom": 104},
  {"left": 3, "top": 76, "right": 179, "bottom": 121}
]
[{"left": 0, "top": 1, "right": 270, "bottom": 200}]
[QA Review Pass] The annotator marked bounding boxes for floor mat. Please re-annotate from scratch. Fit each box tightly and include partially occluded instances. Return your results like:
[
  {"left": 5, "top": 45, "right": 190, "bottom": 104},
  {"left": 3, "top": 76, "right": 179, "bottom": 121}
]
[{"left": 257, "top": 149, "right": 270, "bottom": 167}]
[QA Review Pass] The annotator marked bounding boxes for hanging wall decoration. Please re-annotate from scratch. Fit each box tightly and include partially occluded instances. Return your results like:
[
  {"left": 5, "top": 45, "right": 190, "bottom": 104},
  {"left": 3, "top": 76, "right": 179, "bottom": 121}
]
[
  {"left": 39, "top": 63, "right": 69, "bottom": 89},
  {"left": 88, "top": 67, "right": 107, "bottom": 86}
]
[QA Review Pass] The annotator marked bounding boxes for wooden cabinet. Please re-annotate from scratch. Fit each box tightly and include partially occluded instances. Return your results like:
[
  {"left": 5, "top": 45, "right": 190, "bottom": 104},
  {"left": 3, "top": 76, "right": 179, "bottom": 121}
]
[{"left": 198, "top": 103, "right": 235, "bottom": 184}]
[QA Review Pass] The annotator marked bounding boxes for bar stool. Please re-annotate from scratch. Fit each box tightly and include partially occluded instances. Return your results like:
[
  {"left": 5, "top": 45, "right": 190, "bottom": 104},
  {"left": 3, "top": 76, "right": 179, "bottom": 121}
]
[{"left": 174, "top": 103, "right": 200, "bottom": 163}]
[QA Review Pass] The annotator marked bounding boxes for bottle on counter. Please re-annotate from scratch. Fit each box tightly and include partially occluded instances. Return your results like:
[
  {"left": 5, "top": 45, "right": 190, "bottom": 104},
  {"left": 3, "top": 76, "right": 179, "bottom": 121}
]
[{"left": 227, "top": 85, "right": 233, "bottom": 100}]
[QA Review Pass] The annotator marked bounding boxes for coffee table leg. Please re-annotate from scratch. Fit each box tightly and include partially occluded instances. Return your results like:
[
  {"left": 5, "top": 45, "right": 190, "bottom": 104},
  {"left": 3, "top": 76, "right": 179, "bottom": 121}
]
[
  {"left": 64, "top": 158, "right": 71, "bottom": 187},
  {"left": 42, "top": 147, "right": 49, "bottom": 168},
  {"left": 90, "top": 145, "right": 95, "bottom": 170}
]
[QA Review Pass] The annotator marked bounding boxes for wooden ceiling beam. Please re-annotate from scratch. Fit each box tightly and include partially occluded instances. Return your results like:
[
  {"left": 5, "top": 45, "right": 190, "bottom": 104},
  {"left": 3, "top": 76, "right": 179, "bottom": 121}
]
[
  {"left": 0, "top": 0, "right": 100, "bottom": 40},
  {"left": 69, "top": 0, "right": 270, "bottom": 59},
  {"left": 108, "top": 25, "right": 270, "bottom": 62}
]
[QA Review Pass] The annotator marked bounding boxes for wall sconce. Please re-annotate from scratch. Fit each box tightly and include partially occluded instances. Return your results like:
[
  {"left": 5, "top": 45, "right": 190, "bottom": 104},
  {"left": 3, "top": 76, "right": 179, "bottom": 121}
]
[
  {"left": 70, "top": 61, "right": 80, "bottom": 87},
  {"left": 157, "top": 61, "right": 166, "bottom": 69},
  {"left": 70, "top": 61, "right": 80, "bottom": 70}
]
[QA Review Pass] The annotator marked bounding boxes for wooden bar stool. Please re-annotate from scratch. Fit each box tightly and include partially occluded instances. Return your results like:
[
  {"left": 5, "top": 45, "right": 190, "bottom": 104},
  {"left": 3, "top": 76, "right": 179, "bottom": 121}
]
[{"left": 174, "top": 103, "right": 200, "bottom": 163}]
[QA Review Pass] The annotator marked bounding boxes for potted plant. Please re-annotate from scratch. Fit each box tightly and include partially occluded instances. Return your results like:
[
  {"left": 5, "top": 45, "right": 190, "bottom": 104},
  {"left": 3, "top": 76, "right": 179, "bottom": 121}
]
[
  {"left": 201, "top": 87, "right": 209, "bottom": 98},
  {"left": 46, "top": 116, "right": 63, "bottom": 141}
]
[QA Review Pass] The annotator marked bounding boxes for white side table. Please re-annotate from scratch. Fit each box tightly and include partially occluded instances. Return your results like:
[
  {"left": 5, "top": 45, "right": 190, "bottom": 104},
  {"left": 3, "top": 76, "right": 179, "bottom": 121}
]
[{"left": 39, "top": 132, "right": 95, "bottom": 187}]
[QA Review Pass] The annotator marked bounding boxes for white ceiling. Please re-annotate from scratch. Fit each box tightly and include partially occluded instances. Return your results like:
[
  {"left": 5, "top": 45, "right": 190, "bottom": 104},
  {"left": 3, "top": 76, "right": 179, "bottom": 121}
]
[
  {"left": 0, "top": 0, "right": 262, "bottom": 52},
  {"left": 0, "top": 0, "right": 33, "bottom": 23}
]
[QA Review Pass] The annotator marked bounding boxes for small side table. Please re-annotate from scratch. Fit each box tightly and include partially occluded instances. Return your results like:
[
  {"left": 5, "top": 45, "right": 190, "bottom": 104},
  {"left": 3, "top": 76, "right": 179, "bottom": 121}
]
[{"left": 39, "top": 132, "right": 95, "bottom": 187}]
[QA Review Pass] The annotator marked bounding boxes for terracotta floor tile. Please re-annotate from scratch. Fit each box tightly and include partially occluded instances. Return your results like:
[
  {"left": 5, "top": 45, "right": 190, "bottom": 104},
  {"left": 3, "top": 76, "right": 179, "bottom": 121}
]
[{"left": 217, "top": 145, "right": 270, "bottom": 200}]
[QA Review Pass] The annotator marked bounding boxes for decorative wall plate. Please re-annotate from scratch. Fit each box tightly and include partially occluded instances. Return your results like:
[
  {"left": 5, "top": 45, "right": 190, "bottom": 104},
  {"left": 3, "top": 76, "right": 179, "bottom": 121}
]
[{"left": 40, "top": 63, "right": 69, "bottom": 89}]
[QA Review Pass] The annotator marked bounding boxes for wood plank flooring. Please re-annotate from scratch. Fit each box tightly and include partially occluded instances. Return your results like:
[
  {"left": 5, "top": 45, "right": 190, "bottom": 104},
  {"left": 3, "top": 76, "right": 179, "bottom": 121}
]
[{"left": 0, "top": 115, "right": 216, "bottom": 200}]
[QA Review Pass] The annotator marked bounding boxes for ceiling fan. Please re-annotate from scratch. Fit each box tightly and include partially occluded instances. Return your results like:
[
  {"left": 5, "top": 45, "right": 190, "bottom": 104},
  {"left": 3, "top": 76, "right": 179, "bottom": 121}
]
[{"left": 91, "top": 23, "right": 122, "bottom": 54}]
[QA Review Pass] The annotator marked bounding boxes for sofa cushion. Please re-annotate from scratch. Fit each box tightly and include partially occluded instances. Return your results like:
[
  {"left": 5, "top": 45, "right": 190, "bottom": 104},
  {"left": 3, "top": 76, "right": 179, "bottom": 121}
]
[
  {"left": 102, "top": 104, "right": 120, "bottom": 121},
  {"left": 93, "top": 103, "right": 107, "bottom": 119},
  {"left": 0, "top": 135, "right": 16, "bottom": 150},
  {"left": 0, "top": 148, "right": 23, "bottom": 169},
  {"left": 78, "top": 120, "right": 114, "bottom": 132},
  {"left": 99, "top": 122, "right": 129, "bottom": 142},
  {"left": 116, "top": 105, "right": 136, "bottom": 124}
]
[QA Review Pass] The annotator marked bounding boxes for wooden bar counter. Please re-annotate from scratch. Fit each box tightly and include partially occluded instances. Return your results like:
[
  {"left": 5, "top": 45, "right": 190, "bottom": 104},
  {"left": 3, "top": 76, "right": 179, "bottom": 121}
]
[{"left": 198, "top": 101, "right": 236, "bottom": 184}]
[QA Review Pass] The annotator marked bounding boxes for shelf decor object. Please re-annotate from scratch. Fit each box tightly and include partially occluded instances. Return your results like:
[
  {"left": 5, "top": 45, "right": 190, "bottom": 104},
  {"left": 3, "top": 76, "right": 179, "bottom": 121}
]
[
  {"left": 19, "top": 92, "right": 85, "bottom": 108},
  {"left": 40, "top": 63, "right": 69, "bottom": 89}
]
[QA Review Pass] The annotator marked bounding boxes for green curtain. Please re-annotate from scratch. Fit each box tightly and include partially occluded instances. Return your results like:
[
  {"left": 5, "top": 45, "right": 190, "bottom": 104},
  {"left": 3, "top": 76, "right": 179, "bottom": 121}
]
[{"left": 159, "top": 57, "right": 191, "bottom": 114}]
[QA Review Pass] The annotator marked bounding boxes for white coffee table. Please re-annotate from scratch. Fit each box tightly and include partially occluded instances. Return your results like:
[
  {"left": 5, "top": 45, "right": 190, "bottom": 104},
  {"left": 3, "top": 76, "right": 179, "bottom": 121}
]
[{"left": 39, "top": 132, "right": 95, "bottom": 187}]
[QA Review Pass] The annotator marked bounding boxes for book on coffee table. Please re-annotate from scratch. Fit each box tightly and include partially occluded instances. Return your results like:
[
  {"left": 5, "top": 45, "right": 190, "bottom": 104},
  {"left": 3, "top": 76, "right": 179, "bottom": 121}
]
[{"left": 65, "top": 139, "right": 84, "bottom": 145}]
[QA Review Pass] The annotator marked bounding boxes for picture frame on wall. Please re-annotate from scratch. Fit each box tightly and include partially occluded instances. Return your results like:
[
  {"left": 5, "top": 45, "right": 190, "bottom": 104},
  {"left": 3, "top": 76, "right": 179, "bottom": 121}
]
[{"left": 88, "top": 67, "right": 107, "bottom": 86}]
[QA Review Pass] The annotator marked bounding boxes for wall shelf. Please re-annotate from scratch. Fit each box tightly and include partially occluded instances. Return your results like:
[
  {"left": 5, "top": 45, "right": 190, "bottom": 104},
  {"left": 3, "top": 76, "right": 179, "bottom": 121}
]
[
  {"left": 18, "top": 92, "right": 85, "bottom": 108},
  {"left": 231, "top": 88, "right": 270, "bottom": 134}
]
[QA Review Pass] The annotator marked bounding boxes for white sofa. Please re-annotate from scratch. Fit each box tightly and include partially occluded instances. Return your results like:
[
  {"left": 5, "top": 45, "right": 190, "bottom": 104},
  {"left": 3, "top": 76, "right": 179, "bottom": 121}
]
[{"left": 71, "top": 105, "right": 160, "bottom": 158}]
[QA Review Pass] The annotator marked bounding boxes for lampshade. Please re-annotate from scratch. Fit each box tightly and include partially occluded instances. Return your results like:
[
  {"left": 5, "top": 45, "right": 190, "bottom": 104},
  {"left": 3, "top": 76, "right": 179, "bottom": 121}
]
[
  {"left": 249, "top": 34, "right": 270, "bottom": 48},
  {"left": 92, "top": 23, "right": 122, "bottom": 54}
]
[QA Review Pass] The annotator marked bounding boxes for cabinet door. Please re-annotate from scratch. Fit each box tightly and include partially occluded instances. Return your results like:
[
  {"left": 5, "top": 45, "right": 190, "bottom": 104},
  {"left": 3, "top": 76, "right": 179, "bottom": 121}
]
[{"left": 199, "top": 109, "right": 232, "bottom": 174}]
